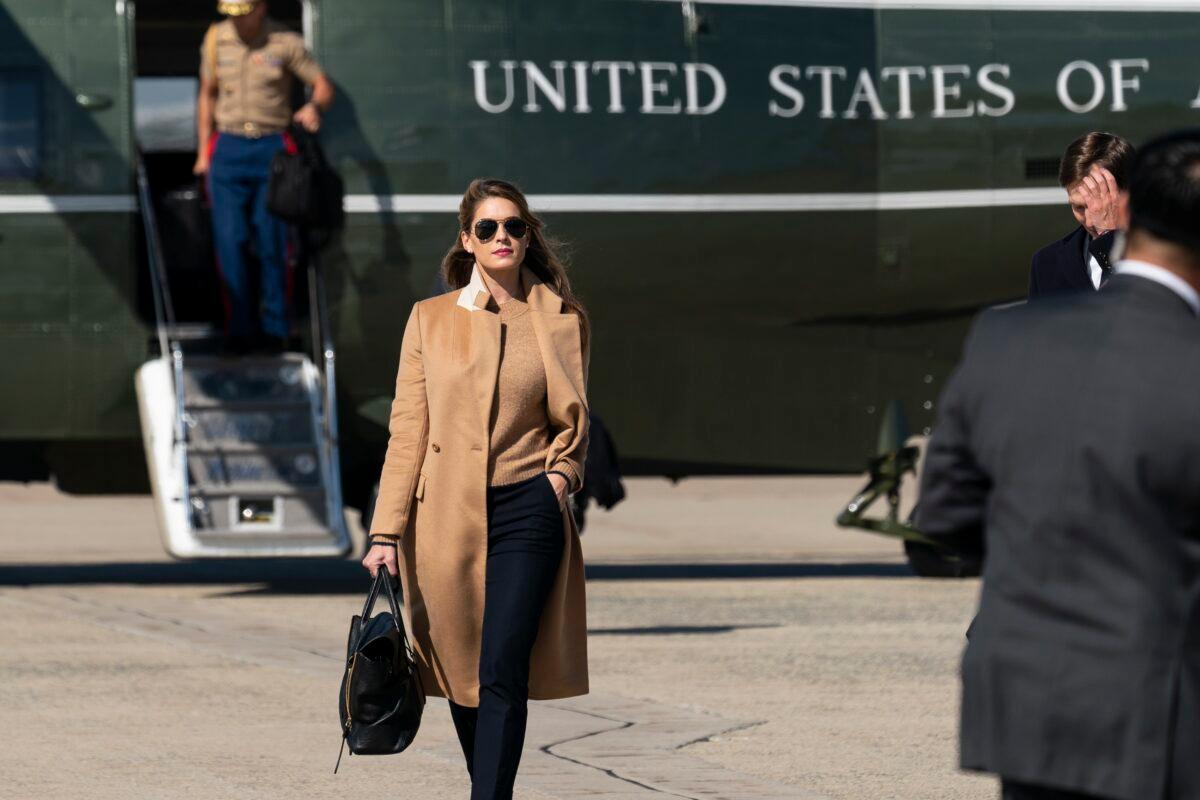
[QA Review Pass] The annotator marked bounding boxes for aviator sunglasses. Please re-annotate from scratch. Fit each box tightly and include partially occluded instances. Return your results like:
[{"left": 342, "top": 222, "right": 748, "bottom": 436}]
[{"left": 471, "top": 216, "right": 529, "bottom": 242}]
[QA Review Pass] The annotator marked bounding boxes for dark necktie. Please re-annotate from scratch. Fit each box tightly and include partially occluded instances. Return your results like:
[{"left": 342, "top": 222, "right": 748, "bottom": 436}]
[{"left": 1089, "top": 233, "right": 1115, "bottom": 288}]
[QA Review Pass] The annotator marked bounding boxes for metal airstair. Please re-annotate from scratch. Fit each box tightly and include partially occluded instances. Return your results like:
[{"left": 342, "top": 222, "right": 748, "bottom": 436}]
[{"left": 133, "top": 155, "right": 351, "bottom": 558}]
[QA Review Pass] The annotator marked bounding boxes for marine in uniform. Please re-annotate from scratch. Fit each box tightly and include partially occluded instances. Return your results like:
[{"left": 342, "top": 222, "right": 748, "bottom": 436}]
[{"left": 193, "top": 0, "right": 335, "bottom": 352}]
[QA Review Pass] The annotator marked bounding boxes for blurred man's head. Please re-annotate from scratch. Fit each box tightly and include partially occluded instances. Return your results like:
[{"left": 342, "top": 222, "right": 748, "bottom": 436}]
[
  {"left": 219, "top": 0, "right": 267, "bottom": 39},
  {"left": 1125, "top": 129, "right": 1200, "bottom": 274},
  {"left": 1061, "top": 132, "right": 1135, "bottom": 236}
]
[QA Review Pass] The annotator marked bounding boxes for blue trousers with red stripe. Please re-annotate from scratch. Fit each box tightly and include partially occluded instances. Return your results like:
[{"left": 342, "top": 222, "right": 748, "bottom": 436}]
[{"left": 207, "top": 132, "right": 290, "bottom": 339}]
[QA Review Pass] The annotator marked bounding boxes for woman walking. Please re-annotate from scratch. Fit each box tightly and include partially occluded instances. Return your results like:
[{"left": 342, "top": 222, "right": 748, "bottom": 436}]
[{"left": 362, "top": 179, "right": 590, "bottom": 799}]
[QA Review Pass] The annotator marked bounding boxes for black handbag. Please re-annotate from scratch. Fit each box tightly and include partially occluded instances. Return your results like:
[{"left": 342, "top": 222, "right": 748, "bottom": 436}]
[
  {"left": 335, "top": 570, "right": 424, "bottom": 772},
  {"left": 268, "top": 124, "right": 345, "bottom": 230}
]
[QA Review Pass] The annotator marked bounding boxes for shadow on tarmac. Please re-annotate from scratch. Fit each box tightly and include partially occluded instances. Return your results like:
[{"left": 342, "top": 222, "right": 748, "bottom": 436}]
[{"left": 0, "top": 560, "right": 913, "bottom": 594}]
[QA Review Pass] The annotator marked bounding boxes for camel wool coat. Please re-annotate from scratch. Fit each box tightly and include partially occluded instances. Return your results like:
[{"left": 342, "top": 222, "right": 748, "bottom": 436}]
[{"left": 369, "top": 264, "right": 590, "bottom": 706}]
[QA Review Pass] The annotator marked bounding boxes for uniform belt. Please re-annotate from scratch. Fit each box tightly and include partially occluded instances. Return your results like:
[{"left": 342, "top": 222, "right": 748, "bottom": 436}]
[{"left": 217, "top": 122, "right": 285, "bottom": 139}]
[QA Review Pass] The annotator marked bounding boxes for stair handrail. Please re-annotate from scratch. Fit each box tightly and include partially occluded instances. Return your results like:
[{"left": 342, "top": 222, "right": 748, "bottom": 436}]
[
  {"left": 306, "top": 237, "right": 345, "bottom": 539},
  {"left": 136, "top": 151, "right": 193, "bottom": 523},
  {"left": 134, "top": 151, "right": 176, "bottom": 362},
  {"left": 306, "top": 240, "right": 337, "bottom": 446},
  {"left": 171, "top": 344, "right": 192, "bottom": 522}
]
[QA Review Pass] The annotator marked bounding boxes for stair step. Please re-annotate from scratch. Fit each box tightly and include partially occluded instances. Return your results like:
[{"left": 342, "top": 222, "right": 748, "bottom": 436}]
[
  {"left": 188, "top": 453, "right": 323, "bottom": 487},
  {"left": 192, "top": 527, "right": 336, "bottom": 540},
  {"left": 164, "top": 323, "right": 222, "bottom": 342},
  {"left": 180, "top": 357, "right": 311, "bottom": 406},
  {"left": 184, "top": 353, "right": 308, "bottom": 367},
  {"left": 185, "top": 407, "right": 317, "bottom": 447},
  {"left": 187, "top": 442, "right": 321, "bottom": 455},
  {"left": 186, "top": 481, "right": 326, "bottom": 497},
  {"left": 184, "top": 398, "right": 313, "bottom": 411}
]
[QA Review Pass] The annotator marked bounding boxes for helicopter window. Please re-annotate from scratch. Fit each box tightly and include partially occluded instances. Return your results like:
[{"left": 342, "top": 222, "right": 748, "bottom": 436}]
[
  {"left": 135, "top": 77, "right": 199, "bottom": 153},
  {"left": 0, "top": 71, "right": 40, "bottom": 180}
]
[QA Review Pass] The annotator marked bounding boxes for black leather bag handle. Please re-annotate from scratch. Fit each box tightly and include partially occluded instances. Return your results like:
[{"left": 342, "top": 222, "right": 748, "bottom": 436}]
[
  {"left": 360, "top": 569, "right": 402, "bottom": 623},
  {"left": 286, "top": 122, "right": 330, "bottom": 168},
  {"left": 379, "top": 571, "right": 402, "bottom": 625},
  {"left": 359, "top": 572, "right": 420, "bottom": 683}
]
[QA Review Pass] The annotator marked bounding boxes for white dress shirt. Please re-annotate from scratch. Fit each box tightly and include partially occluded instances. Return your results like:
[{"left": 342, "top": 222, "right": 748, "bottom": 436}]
[
  {"left": 1082, "top": 233, "right": 1104, "bottom": 290},
  {"left": 1087, "top": 254, "right": 1104, "bottom": 290},
  {"left": 1114, "top": 259, "right": 1200, "bottom": 316}
]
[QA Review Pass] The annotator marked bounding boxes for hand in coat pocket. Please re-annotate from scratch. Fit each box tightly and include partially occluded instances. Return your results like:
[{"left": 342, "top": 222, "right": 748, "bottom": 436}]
[{"left": 545, "top": 472, "right": 568, "bottom": 509}]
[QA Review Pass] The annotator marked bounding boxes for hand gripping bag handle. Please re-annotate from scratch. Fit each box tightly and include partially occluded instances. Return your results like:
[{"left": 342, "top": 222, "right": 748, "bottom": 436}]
[{"left": 360, "top": 568, "right": 401, "bottom": 622}]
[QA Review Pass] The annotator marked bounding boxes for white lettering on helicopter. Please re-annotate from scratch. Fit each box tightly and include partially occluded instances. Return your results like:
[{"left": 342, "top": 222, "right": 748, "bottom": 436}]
[
  {"left": 469, "top": 59, "right": 1162, "bottom": 118},
  {"left": 768, "top": 62, "right": 1015, "bottom": 120},
  {"left": 469, "top": 60, "right": 727, "bottom": 116},
  {"left": 1057, "top": 59, "right": 1149, "bottom": 113}
]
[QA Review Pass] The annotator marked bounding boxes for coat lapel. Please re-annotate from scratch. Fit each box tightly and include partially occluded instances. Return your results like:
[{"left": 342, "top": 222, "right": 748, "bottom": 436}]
[
  {"left": 454, "top": 266, "right": 501, "bottom": 440},
  {"left": 467, "top": 308, "right": 501, "bottom": 439},
  {"left": 524, "top": 266, "right": 587, "bottom": 400}
]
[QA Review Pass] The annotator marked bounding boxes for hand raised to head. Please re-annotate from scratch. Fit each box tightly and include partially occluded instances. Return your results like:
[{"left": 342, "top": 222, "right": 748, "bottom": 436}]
[{"left": 1082, "top": 165, "right": 1124, "bottom": 236}]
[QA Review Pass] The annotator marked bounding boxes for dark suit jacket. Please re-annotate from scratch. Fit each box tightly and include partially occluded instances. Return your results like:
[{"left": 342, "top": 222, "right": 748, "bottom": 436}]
[
  {"left": 917, "top": 275, "right": 1200, "bottom": 800},
  {"left": 1029, "top": 227, "right": 1117, "bottom": 299}
]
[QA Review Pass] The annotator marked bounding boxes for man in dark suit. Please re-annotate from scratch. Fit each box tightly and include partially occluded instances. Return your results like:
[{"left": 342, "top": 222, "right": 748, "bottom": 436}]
[
  {"left": 918, "top": 130, "right": 1200, "bottom": 800},
  {"left": 1029, "top": 132, "right": 1134, "bottom": 298}
]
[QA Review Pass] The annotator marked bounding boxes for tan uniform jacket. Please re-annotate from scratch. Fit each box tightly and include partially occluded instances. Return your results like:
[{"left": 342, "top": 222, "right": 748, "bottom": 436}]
[
  {"left": 370, "top": 265, "right": 590, "bottom": 706},
  {"left": 200, "top": 18, "right": 322, "bottom": 136}
]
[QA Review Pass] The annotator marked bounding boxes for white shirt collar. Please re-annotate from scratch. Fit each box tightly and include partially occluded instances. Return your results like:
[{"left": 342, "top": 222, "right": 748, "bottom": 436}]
[
  {"left": 1114, "top": 259, "right": 1200, "bottom": 316},
  {"left": 455, "top": 263, "right": 491, "bottom": 312}
]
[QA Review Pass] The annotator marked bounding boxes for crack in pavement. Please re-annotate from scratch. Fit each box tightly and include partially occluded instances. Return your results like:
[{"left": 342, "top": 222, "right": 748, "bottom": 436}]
[
  {"left": 674, "top": 717, "right": 769, "bottom": 750},
  {"left": 544, "top": 696, "right": 815, "bottom": 799},
  {"left": 1, "top": 587, "right": 819, "bottom": 799},
  {"left": 538, "top": 706, "right": 706, "bottom": 799}
]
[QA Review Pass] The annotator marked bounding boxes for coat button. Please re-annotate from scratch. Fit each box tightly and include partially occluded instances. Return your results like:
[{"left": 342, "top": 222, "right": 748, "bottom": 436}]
[{"left": 431, "top": 443, "right": 441, "bottom": 453}]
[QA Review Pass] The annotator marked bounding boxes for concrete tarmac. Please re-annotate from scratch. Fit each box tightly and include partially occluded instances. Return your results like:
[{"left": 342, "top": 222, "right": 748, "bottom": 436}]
[{"left": 0, "top": 476, "right": 995, "bottom": 799}]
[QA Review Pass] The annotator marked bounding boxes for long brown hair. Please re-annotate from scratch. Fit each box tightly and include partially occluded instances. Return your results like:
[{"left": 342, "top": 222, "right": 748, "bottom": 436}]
[{"left": 440, "top": 178, "right": 590, "bottom": 352}]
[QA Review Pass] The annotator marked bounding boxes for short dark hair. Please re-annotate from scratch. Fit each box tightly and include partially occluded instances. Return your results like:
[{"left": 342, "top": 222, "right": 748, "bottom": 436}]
[
  {"left": 1059, "top": 132, "right": 1135, "bottom": 190},
  {"left": 1128, "top": 129, "right": 1200, "bottom": 256}
]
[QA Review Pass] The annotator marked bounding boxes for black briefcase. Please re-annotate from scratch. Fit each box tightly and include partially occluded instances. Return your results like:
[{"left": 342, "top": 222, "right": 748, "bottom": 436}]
[
  {"left": 335, "top": 570, "right": 424, "bottom": 772},
  {"left": 267, "top": 125, "right": 345, "bottom": 231},
  {"left": 266, "top": 146, "right": 313, "bottom": 223}
]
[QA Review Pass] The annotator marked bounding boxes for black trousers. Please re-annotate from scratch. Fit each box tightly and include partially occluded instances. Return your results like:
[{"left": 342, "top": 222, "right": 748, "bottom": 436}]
[
  {"left": 1002, "top": 780, "right": 1114, "bottom": 800},
  {"left": 448, "top": 473, "right": 564, "bottom": 800}
]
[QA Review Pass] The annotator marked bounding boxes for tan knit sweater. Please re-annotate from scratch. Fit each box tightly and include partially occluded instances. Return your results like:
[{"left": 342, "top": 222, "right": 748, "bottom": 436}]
[{"left": 487, "top": 295, "right": 555, "bottom": 487}]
